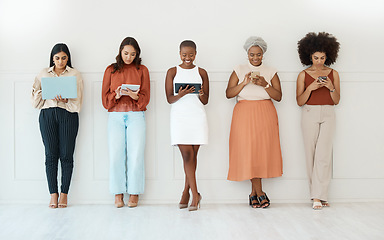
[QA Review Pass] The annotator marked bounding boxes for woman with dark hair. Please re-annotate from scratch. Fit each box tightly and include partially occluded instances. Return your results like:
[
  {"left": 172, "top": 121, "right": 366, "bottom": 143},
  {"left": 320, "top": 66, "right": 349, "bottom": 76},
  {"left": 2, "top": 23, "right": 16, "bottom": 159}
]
[
  {"left": 296, "top": 32, "right": 340, "bottom": 210},
  {"left": 32, "top": 43, "right": 84, "bottom": 208},
  {"left": 102, "top": 37, "right": 150, "bottom": 208},
  {"left": 226, "top": 36, "right": 283, "bottom": 209}
]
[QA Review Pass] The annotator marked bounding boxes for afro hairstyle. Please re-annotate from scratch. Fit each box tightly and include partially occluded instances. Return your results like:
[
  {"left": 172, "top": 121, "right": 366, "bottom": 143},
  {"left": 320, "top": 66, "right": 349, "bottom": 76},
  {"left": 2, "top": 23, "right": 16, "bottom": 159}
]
[{"left": 297, "top": 32, "right": 340, "bottom": 66}]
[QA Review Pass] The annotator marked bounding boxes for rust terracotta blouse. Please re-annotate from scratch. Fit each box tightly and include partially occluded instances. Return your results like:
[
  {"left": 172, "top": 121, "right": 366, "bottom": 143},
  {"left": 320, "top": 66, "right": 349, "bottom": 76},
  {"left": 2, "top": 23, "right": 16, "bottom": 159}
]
[
  {"left": 304, "top": 69, "right": 334, "bottom": 105},
  {"left": 102, "top": 64, "right": 150, "bottom": 112}
]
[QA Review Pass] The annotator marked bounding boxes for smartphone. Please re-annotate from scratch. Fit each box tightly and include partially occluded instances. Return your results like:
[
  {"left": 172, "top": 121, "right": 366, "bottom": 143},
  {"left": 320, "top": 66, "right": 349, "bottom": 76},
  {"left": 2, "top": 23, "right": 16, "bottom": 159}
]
[
  {"left": 317, "top": 76, "right": 327, "bottom": 82},
  {"left": 251, "top": 71, "right": 260, "bottom": 78}
]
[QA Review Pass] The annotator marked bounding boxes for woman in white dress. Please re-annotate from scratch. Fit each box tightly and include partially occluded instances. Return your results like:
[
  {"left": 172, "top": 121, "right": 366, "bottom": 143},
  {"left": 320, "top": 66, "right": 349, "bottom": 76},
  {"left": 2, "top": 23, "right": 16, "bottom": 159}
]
[{"left": 165, "top": 40, "right": 209, "bottom": 211}]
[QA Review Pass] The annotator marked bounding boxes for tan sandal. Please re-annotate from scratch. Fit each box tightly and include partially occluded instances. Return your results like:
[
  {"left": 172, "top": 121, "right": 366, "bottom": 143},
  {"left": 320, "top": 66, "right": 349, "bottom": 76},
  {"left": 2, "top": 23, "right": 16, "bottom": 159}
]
[
  {"left": 49, "top": 203, "right": 58, "bottom": 208},
  {"left": 127, "top": 195, "right": 138, "bottom": 208},
  {"left": 49, "top": 193, "right": 58, "bottom": 209},
  {"left": 115, "top": 194, "right": 124, "bottom": 208},
  {"left": 58, "top": 203, "right": 67, "bottom": 208},
  {"left": 58, "top": 193, "right": 68, "bottom": 208}
]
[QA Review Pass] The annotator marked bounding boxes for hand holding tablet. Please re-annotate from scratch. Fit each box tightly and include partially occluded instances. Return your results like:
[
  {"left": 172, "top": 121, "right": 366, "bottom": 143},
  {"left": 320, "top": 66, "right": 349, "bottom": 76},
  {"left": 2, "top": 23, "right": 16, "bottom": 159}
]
[
  {"left": 174, "top": 83, "right": 202, "bottom": 94},
  {"left": 120, "top": 84, "right": 140, "bottom": 95}
]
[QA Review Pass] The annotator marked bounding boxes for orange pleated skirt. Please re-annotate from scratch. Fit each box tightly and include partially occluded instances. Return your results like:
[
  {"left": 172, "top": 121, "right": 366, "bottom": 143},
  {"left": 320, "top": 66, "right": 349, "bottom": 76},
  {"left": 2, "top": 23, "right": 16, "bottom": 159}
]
[{"left": 227, "top": 100, "right": 283, "bottom": 181}]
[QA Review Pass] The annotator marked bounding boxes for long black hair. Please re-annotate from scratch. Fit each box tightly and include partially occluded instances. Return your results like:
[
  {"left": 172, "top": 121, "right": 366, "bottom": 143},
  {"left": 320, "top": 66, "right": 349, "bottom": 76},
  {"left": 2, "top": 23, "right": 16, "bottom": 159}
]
[
  {"left": 111, "top": 37, "right": 142, "bottom": 73},
  {"left": 49, "top": 43, "right": 72, "bottom": 68}
]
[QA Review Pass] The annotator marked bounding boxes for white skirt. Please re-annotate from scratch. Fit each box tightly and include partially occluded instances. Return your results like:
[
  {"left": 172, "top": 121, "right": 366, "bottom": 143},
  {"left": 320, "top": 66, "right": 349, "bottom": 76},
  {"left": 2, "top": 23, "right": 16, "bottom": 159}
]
[{"left": 170, "top": 94, "right": 208, "bottom": 145}]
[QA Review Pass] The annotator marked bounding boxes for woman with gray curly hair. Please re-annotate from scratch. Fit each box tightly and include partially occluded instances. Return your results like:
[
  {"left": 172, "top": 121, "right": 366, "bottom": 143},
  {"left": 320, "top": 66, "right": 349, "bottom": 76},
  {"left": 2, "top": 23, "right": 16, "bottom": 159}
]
[
  {"left": 296, "top": 32, "right": 340, "bottom": 210},
  {"left": 226, "top": 36, "right": 283, "bottom": 208}
]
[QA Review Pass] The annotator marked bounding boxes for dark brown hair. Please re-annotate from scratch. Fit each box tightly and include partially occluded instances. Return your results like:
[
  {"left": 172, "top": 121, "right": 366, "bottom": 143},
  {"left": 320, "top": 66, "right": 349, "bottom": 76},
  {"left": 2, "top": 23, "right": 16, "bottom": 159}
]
[
  {"left": 111, "top": 37, "right": 142, "bottom": 73},
  {"left": 297, "top": 32, "right": 340, "bottom": 66}
]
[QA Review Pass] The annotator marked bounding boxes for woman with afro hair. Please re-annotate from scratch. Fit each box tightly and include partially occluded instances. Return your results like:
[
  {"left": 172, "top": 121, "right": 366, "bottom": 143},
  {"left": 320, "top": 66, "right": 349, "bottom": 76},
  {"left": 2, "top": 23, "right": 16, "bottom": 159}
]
[{"left": 296, "top": 32, "right": 340, "bottom": 210}]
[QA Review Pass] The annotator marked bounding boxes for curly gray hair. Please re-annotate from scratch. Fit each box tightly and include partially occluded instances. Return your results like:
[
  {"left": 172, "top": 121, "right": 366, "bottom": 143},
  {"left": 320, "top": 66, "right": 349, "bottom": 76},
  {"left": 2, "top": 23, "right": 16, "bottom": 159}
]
[{"left": 243, "top": 36, "right": 267, "bottom": 53}]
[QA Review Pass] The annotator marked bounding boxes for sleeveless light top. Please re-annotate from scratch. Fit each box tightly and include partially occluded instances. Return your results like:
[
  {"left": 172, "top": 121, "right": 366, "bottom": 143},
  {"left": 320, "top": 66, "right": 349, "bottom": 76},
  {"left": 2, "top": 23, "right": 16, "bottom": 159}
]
[{"left": 170, "top": 65, "right": 208, "bottom": 145}]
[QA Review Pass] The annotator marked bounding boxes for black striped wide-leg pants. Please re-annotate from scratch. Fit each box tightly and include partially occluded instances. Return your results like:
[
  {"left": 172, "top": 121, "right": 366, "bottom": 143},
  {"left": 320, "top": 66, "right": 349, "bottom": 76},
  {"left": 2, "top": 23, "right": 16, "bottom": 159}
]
[{"left": 39, "top": 107, "right": 79, "bottom": 194}]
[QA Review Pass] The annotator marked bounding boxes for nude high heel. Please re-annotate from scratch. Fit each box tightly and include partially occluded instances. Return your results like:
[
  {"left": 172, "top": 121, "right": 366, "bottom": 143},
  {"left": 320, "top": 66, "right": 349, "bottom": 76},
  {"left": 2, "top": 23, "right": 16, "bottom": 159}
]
[
  {"left": 188, "top": 194, "right": 202, "bottom": 211},
  {"left": 179, "top": 191, "right": 190, "bottom": 209}
]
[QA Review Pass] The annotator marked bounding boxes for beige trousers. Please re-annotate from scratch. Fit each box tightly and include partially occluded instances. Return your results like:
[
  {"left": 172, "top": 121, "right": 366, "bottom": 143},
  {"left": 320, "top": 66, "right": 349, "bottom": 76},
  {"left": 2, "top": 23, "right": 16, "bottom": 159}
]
[{"left": 301, "top": 105, "right": 335, "bottom": 201}]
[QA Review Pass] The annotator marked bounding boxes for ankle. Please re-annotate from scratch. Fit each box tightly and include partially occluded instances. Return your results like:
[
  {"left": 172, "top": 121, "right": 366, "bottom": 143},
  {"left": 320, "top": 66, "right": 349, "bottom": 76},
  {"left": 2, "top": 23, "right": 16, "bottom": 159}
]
[
  {"left": 191, "top": 193, "right": 200, "bottom": 201},
  {"left": 256, "top": 191, "right": 265, "bottom": 197},
  {"left": 50, "top": 193, "right": 58, "bottom": 202},
  {"left": 115, "top": 194, "right": 123, "bottom": 199},
  {"left": 129, "top": 195, "right": 138, "bottom": 201},
  {"left": 182, "top": 190, "right": 190, "bottom": 196},
  {"left": 59, "top": 193, "right": 67, "bottom": 201}
]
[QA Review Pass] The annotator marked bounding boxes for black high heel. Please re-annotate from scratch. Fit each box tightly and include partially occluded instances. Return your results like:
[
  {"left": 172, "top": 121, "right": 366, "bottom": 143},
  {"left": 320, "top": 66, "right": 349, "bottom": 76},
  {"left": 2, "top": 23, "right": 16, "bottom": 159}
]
[
  {"left": 249, "top": 195, "right": 260, "bottom": 208},
  {"left": 258, "top": 193, "right": 270, "bottom": 208}
]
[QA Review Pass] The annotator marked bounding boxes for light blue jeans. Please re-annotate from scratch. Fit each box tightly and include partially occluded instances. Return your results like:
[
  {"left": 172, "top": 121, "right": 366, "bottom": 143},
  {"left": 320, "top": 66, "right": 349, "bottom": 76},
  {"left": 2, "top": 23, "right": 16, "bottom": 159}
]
[{"left": 108, "top": 111, "right": 146, "bottom": 194}]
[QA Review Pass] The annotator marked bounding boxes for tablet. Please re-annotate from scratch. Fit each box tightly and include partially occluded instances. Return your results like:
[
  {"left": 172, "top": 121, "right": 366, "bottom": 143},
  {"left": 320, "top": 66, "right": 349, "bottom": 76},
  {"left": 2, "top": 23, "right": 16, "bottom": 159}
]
[
  {"left": 41, "top": 76, "right": 77, "bottom": 100},
  {"left": 121, "top": 84, "right": 140, "bottom": 95},
  {"left": 174, "top": 83, "right": 201, "bottom": 94}
]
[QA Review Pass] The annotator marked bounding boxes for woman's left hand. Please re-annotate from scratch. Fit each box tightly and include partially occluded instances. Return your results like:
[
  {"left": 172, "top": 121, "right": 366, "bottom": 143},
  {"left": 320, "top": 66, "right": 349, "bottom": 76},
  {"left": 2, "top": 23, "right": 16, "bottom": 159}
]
[
  {"left": 321, "top": 77, "right": 335, "bottom": 91},
  {"left": 252, "top": 75, "right": 269, "bottom": 88},
  {"left": 124, "top": 88, "right": 139, "bottom": 101},
  {"left": 198, "top": 85, "right": 205, "bottom": 96},
  {"left": 54, "top": 95, "right": 68, "bottom": 103}
]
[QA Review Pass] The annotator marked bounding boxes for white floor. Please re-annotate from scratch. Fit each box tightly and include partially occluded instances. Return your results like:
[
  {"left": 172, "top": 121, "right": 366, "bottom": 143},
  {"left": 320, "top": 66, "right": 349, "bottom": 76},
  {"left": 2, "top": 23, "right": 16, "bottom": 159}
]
[{"left": 1, "top": 202, "right": 383, "bottom": 240}]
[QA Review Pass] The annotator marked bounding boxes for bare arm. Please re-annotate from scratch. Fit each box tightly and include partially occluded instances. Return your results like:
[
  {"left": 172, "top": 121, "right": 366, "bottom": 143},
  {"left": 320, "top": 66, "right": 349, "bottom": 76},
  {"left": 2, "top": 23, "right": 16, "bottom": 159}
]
[
  {"left": 296, "top": 71, "right": 322, "bottom": 106},
  {"left": 165, "top": 67, "right": 194, "bottom": 104},
  {"left": 327, "top": 70, "right": 341, "bottom": 105},
  {"left": 254, "top": 73, "right": 282, "bottom": 102},
  {"left": 198, "top": 67, "right": 209, "bottom": 105},
  {"left": 225, "top": 71, "right": 250, "bottom": 99}
]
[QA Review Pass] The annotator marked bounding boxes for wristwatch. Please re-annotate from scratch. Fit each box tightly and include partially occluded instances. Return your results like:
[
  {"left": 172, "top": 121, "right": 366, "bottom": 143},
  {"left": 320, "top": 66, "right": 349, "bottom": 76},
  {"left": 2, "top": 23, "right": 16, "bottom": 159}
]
[
  {"left": 330, "top": 88, "right": 335, "bottom": 92},
  {"left": 264, "top": 84, "right": 270, "bottom": 89}
]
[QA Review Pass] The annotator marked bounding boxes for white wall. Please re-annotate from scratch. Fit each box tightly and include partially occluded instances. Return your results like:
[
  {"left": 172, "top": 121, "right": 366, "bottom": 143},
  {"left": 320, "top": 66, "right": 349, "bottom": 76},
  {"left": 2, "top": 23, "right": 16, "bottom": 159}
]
[{"left": 1, "top": 0, "right": 384, "bottom": 204}]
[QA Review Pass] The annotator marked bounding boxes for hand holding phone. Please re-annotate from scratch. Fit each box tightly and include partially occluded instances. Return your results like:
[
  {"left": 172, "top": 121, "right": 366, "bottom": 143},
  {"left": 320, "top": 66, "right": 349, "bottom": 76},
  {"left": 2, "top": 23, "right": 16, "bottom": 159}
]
[
  {"left": 251, "top": 71, "right": 260, "bottom": 79},
  {"left": 317, "top": 76, "right": 327, "bottom": 83}
]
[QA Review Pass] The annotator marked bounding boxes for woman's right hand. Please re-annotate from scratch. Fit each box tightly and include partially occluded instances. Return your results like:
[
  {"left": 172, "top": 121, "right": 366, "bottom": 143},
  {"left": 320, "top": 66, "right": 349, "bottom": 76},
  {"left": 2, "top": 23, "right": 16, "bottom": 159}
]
[
  {"left": 178, "top": 85, "right": 195, "bottom": 98},
  {"left": 115, "top": 86, "right": 122, "bottom": 99},
  {"left": 306, "top": 80, "right": 323, "bottom": 92},
  {"left": 240, "top": 72, "right": 252, "bottom": 86}
]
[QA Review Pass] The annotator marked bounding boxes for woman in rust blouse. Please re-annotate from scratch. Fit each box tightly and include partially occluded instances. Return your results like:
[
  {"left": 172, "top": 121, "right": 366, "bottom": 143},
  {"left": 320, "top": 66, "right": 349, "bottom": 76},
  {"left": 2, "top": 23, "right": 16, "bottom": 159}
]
[
  {"left": 296, "top": 32, "right": 340, "bottom": 210},
  {"left": 102, "top": 37, "right": 150, "bottom": 208}
]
